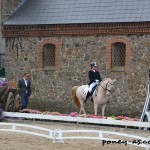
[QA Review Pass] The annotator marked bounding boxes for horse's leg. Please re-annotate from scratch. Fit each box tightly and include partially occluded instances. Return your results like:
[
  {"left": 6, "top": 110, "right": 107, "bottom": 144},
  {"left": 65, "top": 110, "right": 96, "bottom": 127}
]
[
  {"left": 101, "top": 104, "right": 106, "bottom": 116},
  {"left": 81, "top": 105, "right": 86, "bottom": 114},
  {"left": 79, "top": 106, "right": 85, "bottom": 115},
  {"left": 79, "top": 102, "right": 84, "bottom": 115},
  {"left": 80, "top": 101, "right": 86, "bottom": 115},
  {"left": 94, "top": 102, "right": 98, "bottom": 116}
]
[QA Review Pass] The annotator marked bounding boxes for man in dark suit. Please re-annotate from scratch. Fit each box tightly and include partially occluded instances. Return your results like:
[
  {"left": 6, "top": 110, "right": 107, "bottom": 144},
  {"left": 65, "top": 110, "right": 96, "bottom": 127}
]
[
  {"left": 85, "top": 62, "right": 102, "bottom": 102},
  {"left": 18, "top": 73, "right": 32, "bottom": 110}
]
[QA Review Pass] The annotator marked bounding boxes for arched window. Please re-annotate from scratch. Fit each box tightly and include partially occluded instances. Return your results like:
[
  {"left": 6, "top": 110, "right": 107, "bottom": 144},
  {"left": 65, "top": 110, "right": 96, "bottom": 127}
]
[
  {"left": 106, "top": 37, "right": 131, "bottom": 71},
  {"left": 111, "top": 42, "right": 126, "bottom": 69},
  {"left": 43, "top": 44, "right": 55, "bottom": 68},
  {"left": 38, "top": 38, "right": 62, "bottom": 70}
]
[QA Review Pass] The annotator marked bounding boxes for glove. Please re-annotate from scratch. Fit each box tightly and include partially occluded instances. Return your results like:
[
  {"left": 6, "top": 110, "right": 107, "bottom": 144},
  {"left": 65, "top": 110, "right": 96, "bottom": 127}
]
[{"left": 95, "top": 79, "right": 99, "bottom": 84}]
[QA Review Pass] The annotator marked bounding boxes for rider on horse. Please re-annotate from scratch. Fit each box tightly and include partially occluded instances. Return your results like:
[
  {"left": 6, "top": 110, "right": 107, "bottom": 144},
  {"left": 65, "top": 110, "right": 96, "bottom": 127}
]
[{"left": 85, "top": 62, "right": 102, "bottom": 102}]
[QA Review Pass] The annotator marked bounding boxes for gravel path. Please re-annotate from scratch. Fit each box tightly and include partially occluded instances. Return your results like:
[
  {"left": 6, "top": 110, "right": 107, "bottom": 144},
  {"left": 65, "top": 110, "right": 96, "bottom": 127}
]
[{"left": 0, "top": 119, "right": 150, "bottom": 150}]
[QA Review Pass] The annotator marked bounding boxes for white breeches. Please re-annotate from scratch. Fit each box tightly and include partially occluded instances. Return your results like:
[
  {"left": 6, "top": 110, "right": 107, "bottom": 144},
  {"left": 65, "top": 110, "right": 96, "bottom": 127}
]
[{"left": 88, "top": 82, "right": 97, "bottom": 93}]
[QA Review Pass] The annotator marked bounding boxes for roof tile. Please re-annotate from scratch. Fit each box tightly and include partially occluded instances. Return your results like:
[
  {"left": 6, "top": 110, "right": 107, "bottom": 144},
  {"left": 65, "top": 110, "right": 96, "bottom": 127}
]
[{"left": 4, "top": 0, "right": 150, "bottom": 25}]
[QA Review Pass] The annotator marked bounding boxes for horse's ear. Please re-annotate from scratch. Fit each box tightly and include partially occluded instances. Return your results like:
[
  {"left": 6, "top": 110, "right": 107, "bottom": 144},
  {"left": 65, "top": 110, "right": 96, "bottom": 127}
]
[
  {"left": 113, "top": 79, "right": 116, "bottom": 82},
  {"left": 112, "top": 79, "right": 116, "bottom": 83}
]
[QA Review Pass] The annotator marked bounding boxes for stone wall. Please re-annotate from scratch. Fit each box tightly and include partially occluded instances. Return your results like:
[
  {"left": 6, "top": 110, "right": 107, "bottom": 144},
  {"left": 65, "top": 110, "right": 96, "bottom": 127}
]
[
  {"left": 0, "top": 0, "right": 22, "bottom": 21},
  {"left": 0, "top": 0, "right": 22, "bottom": 66},
  {"left": 5, "top": 35, "right": 150, "bottom": 117},
  {"left": 0, "top": 0, "right": 5, "bottom": 54}
]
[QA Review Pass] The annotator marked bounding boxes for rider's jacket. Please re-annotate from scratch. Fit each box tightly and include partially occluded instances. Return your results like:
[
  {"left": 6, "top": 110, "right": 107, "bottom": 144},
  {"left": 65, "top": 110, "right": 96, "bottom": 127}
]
[{"left": 88, "top": 69, "right": 102, "bottom": 85}]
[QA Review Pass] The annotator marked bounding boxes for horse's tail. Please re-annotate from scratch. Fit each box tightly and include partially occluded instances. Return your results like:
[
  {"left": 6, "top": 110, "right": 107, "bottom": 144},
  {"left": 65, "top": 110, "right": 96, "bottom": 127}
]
[{"left": 71, "top": 86, "right": 80, "bottom": 110}]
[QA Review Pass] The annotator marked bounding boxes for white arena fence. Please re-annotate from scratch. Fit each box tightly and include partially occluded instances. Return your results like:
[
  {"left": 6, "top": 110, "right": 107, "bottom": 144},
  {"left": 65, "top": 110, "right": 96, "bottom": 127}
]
[
  {"left": 0, "top": 123, "right": 150, "bottom": 149},
  {"left": 2, "top": 111, "right": 150, "bottom": 129}
]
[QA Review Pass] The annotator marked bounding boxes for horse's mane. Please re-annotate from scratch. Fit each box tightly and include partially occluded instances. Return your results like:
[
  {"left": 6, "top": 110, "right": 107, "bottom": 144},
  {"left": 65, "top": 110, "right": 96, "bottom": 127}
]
[{"left": 102, "top": 78, "right": 110, "bottom": 82}]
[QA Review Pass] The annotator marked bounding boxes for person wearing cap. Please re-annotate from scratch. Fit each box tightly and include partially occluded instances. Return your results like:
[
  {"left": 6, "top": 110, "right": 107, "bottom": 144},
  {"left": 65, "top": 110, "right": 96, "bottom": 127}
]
[{"left": 85, "top": 62, "right": 102, "bottom": 102}]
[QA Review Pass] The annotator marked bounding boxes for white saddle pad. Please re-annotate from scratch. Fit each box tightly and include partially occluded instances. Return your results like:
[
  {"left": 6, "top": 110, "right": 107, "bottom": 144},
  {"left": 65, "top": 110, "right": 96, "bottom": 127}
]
[{"left": 82, "top": 87, "right": 89, "bottom": 96}]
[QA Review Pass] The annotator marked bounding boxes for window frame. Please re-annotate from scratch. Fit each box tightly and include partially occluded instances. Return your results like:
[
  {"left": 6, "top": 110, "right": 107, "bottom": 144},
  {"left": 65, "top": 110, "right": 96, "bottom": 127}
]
[
  {"left": 43, "top": 44, "right": 56, "bottom": 70},
  {"left": 111, "top": 42, "right": 126, "bottom": 70},
  {"left": 106, "top": 37, "right": 131, "bottom": 71},
  {"left": 37, "top": 38, "right": 62, "bottom": 71}
]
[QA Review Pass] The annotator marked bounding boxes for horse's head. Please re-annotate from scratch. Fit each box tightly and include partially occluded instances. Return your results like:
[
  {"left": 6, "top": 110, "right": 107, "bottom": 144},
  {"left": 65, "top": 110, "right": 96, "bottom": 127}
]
[
  {"left": 106, "top": 78, "right": 116, "bottom": 92},
  {"left": 100, "top": 78, "right": 116, "bottom": 93}
]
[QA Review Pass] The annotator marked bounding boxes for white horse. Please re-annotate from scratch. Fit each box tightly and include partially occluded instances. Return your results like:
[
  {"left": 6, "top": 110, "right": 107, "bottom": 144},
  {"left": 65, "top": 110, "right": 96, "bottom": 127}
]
[{"left": 71, "top": 78, "right": 116, "bottom": 116}]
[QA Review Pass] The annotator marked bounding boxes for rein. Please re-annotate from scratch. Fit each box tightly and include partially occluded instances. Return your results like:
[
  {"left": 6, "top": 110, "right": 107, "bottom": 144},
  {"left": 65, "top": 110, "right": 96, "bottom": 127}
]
[{"left": 99, "top": 81, "right": 113, "bottom": 92}]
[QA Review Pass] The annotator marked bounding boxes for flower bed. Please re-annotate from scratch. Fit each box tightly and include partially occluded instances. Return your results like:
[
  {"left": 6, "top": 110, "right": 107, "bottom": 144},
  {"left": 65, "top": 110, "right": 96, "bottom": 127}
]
[{"left": 19, "top": 109, "right": 140, "bottom": 121}]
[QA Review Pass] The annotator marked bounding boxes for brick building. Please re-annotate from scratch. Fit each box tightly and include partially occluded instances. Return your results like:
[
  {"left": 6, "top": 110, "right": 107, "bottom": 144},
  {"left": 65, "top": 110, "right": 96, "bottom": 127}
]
[{"left": 1, "top": 0, "right": 150, "bottom": 116}]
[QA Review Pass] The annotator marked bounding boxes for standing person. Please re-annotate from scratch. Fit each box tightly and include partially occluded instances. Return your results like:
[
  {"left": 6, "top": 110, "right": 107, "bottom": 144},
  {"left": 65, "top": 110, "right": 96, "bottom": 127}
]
[
  {"left": 18, "top": 73, "right": 32, "bottom": 110},
  {"left": 85, "top": 62, "right": 102, "bottom": 102}
]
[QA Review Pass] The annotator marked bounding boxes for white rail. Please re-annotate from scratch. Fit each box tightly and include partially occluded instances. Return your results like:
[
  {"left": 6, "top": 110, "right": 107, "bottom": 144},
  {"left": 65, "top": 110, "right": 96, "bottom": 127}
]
[
  {"left": 0, "top": 123, "right": 150, "bottom": 149},
  {"left": 0, "top": 122, "right": 54, "bottom": 139},
  {"left": 2, "top": 111, "right": 150, "bottom": 128}
]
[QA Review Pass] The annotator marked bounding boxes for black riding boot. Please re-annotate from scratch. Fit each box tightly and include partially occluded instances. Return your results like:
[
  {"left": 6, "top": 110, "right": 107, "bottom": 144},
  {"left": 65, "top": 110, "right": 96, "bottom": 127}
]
[{"left": 84, "top": 91, "right": 91, "bottom": 102}]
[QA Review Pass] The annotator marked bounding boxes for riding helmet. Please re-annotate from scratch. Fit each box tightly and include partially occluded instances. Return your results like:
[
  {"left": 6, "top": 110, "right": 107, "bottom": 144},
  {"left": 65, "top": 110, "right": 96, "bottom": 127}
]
[{"left": 90, "top": 62, "right": 97, "bottom": 67}]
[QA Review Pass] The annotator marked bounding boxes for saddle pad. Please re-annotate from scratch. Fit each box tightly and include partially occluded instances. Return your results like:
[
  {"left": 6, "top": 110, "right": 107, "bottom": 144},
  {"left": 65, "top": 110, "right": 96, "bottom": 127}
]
[{"left": 82, "top": 87, "right": 89, "bottom": 96}]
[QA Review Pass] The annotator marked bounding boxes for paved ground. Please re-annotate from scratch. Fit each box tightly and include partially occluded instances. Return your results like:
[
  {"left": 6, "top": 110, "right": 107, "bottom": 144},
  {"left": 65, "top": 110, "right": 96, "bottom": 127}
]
[{"left": 0, "top": 119, "right": 150, "bottom": 150}]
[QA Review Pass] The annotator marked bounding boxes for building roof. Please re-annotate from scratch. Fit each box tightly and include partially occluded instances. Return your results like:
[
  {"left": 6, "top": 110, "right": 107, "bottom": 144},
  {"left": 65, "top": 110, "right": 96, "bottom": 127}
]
[{"left": 4, "top": 0, "right": 150, "bottom": 25}]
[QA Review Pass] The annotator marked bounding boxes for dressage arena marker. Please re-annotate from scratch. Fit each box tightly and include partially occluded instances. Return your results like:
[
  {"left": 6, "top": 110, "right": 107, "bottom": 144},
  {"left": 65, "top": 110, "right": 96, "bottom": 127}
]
[{"left": 0, "top": 122, "right": 150, "bottom": 149}]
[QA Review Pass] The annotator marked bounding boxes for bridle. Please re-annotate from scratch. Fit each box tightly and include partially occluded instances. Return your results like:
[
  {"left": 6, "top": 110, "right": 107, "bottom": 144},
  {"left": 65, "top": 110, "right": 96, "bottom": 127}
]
[{"left": 99, "top": 81, "right": 113, "bottom": 92}]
